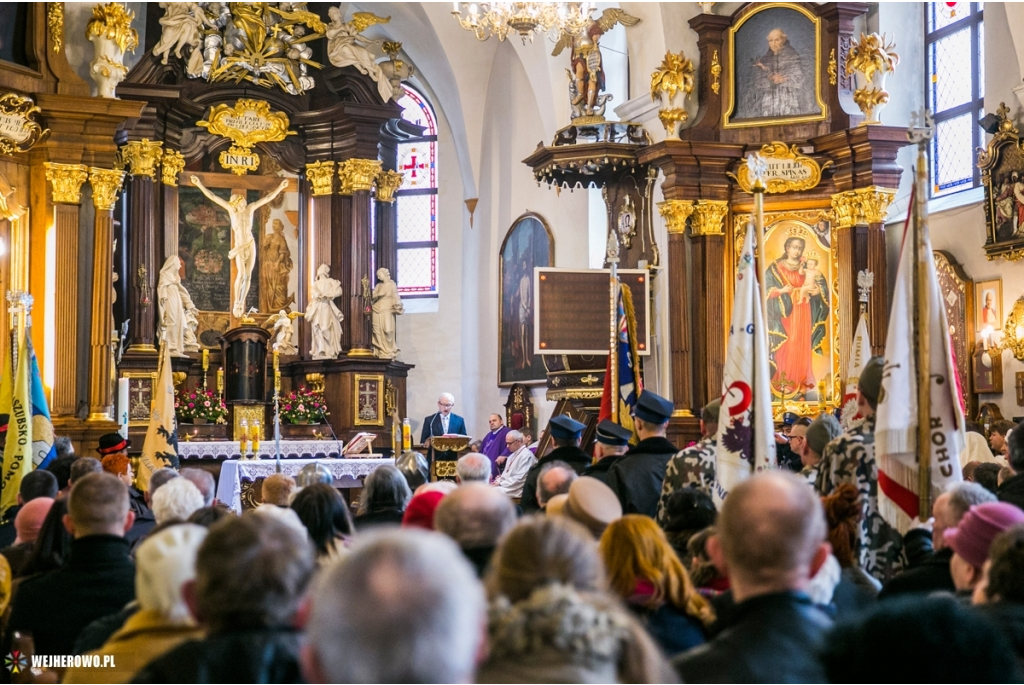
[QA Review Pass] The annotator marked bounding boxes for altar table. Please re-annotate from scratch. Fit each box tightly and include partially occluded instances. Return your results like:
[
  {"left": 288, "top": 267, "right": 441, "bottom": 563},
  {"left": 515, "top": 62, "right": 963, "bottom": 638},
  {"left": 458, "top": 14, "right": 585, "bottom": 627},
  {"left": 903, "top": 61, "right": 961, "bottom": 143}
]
[{"left": 215, "top": 456, "right": 394, "bottom": 512}]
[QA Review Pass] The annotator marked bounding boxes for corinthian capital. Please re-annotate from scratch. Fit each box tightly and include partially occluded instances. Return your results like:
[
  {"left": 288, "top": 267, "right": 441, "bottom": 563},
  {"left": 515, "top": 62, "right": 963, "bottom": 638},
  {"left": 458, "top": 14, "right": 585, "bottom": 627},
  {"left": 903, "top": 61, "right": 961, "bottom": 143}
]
[
  {"left": 88, "top": 167, "right": 127, "bottom": 211},
  {"left": 44, "top": 162, "right": 89, "bottom": 205}
]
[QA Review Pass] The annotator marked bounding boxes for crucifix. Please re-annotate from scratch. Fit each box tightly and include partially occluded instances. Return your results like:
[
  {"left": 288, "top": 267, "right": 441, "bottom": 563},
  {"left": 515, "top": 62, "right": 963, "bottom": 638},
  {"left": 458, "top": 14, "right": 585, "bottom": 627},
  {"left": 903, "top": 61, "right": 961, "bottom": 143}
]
[{"left": 358, "top": 380, "right": 377, "bottom": 418}]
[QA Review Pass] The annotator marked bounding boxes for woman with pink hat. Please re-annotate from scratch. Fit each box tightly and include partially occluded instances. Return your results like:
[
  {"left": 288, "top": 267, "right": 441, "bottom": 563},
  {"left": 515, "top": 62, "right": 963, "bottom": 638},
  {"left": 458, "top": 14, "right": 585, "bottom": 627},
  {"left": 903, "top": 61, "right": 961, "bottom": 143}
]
[{"left": 944, "top": 502, "right": 1024, "bottom": 600}]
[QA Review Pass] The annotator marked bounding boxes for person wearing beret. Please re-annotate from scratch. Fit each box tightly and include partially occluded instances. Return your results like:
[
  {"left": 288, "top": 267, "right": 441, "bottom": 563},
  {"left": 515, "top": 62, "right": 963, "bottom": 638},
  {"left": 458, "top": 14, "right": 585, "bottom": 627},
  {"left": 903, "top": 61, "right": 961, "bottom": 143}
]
[
  {"left": 815, "top": 356, "right": 904, "bottom": 584},
  {"left": 606, "top": 391, "right": 680, "bottom": 518},
  {"left": 582, "top": 419, "right": 633, "bottom": 485},
  {"left": 519, "top": 415, "right": 591, "bottom": 514}
]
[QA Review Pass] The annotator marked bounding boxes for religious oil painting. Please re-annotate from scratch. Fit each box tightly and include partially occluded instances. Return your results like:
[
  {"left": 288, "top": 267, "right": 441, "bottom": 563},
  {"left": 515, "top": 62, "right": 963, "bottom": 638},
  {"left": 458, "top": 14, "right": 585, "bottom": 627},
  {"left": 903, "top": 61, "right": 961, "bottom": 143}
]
[
  {"left": 735, "top": 213, "right": 839, "bottom": 417},
  {"left": 499, "top": 213, "right": 554, "bottom": 386},
  {"left": 975, "top": 279, "right": 1002, "bottom": 332},
  {"left": 980, "top": 119, "right": 1024, "bottom": 259},
  {"left": 726, "top": 3, "right": 824, "bottom": 128}
]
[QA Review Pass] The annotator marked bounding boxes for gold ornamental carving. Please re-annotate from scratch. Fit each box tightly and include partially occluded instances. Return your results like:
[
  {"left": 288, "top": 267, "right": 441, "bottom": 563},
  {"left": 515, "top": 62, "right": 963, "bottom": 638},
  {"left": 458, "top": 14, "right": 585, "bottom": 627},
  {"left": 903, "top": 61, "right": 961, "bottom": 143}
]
[
  {"left": 710, "top": 50, "right": 721, "bottom": 95},
  {"left": 161, "top": 150, "right": 185, "bottom": 186},
  {"left": 118, "top": 139, "right": 163, "bottom": 179},
  {"left": 846, "top": 33, "right": 899, "bottom": 125},
  {"left": 88, "top": 167, "right": 126, "bottom": 211},
  {"left": 44, "top": 162, "right": 88, "bottom": 205},
  {"left": 197, "top": 99, "right": 296, "bottom": 175},
  {"left": 85, "top": 2, "right": 139, "bottom": 54},
  {"left": 650, "top": 51, "right": 694, "bottom": 139},
  {"left": 828, "top": 48, "right": 838, "bottom": 86},
  {"left": 374, "top": 170, "right": 404, "bottom": 203},
  {"left": 0, "top": 93, "right": 50, "bottom": 155},
  {"left": 305, "top": 373, "right": 325, "bottom": 393},
  {"left": 48, "top": 2, "right": 64, "bottom": 52},
  {"left": 830, "top": 186, "right": 896, "bottom": 228},
  {"left": 657, "top": 199, "right": 695, "bottom": 235},
  {"left": 338, "top": 159, "right": 382, "bottom": 195},
  {"left": 305, "top": 161, "right": 335, "bottom": 196},
  {"left": 731, "top": 142, "right": 831, "bottom": 194},
  {"left": 691, "top": 200, "right": 729, "bottom": 237}
]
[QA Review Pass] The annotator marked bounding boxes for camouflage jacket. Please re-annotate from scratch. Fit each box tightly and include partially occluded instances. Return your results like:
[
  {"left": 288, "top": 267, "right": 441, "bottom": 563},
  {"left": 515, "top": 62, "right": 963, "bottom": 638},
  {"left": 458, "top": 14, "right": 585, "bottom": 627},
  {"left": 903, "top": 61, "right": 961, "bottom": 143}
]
[
  {"left": 656, "top": 437, "right": 716, "bottom": 526},
  {"left": 816, "top": 415, "right": 904, "bottom": 583}
]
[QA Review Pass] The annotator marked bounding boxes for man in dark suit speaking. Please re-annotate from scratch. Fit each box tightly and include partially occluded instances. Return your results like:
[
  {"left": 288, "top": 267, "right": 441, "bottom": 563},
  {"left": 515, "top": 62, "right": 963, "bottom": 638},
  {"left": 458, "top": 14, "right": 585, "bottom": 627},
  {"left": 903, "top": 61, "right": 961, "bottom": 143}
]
[{"left": 420, "top": 392, "right": 468, "bottom": 463}]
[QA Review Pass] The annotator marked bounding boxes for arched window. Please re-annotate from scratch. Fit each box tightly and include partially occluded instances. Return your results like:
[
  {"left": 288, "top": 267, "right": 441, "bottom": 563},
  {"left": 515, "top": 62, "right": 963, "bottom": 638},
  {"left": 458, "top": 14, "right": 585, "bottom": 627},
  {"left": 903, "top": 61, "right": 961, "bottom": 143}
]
[
  {"left": 925, "top": 2, "right": 984, "bottom": 198},
  {"left": 395, "top": 85, "right": 438, "bottom": 296}
]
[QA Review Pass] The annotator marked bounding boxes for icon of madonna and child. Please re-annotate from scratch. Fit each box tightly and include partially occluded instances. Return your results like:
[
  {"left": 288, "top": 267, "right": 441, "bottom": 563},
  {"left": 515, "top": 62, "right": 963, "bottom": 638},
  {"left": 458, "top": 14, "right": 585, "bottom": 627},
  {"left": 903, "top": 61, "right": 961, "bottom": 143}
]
[{"left": 764, "top": 225, "right": 832, "bottom": 402}]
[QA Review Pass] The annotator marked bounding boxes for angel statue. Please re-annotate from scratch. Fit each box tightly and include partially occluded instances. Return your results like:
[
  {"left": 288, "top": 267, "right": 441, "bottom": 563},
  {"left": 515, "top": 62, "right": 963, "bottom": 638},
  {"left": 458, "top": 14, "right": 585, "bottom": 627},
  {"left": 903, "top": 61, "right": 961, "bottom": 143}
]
[
  {"left": 325, "top": 8, "right": 393, "bottom": 102},
  {"left": 157, "top": 256, "right": 199, "bottom": 358},
  {"left": 190, "top": 175, "right": 289, "bottom": 319},
  {"left": 305, "top": 264, "right": 344, "bottom": 360},
  {"left": 151, "top": 2, "right": 206, "bottom": 69},
  {"left": 551, "top": 8, "right": 640, "bottom": 122},
  {"left": 266, "top": 309, "right": 300, "bottom": 355}
]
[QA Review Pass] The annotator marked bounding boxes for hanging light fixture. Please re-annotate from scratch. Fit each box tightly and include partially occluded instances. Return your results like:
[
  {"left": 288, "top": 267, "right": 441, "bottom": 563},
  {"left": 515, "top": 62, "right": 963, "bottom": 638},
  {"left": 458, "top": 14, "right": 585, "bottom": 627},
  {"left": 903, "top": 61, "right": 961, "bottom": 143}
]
[{"left": 452, "top": 2, "right": 596, "bottom": 43}]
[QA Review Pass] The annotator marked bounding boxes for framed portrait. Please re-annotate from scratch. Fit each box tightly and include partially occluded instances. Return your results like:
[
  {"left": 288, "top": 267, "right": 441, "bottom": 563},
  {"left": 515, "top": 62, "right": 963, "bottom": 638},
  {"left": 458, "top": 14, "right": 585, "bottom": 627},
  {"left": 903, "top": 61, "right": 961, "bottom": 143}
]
[
  {"left": 724, "top": 3, "right": 826, "bottom": 128},
  {"left": 980, "top": 118, "right": 1024, "bottom": 259},
  {"left": 975, "top": 279, "right": 1003, "bottom": 331},
  {"left": 122, "top": 372, "right": 157, "bottom": 426},
  {"left": 499, "top": 213, "right": 554, "bottom": 386},
  {"left": 734, "top": 211, "right": 839, "bottom": 418}
]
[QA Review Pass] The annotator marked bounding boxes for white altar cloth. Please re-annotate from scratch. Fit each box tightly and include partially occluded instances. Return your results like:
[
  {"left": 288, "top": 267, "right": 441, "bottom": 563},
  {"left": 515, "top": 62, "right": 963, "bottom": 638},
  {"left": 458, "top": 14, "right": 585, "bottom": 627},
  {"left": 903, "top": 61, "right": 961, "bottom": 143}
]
[
  {"left": 216, "top": 457, "right": 393, "bottom": 512},
  {"left": 179, "top": 439, "right": 345, "bottom": 460}
]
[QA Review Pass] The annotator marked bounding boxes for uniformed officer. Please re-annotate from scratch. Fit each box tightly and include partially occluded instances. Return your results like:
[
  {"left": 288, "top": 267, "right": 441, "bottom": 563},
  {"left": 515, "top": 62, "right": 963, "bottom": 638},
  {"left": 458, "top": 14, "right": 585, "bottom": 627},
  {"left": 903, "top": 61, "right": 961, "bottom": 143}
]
[
  {"left": 520, "top": 415, "right": 590, "bottom": 513},
  {"left": 606, "top": 391, "right": 679, "bottom": 518},
  {"left": 582, "top": 419, "right": 633, "bottom": 485}
]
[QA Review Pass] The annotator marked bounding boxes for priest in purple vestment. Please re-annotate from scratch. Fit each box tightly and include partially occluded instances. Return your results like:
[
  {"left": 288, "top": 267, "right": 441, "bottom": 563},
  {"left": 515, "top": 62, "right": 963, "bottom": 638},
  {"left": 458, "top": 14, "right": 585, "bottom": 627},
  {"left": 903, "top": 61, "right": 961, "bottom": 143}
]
[{"left": 479, "top": 413, "right": 511, "bottom": 478}]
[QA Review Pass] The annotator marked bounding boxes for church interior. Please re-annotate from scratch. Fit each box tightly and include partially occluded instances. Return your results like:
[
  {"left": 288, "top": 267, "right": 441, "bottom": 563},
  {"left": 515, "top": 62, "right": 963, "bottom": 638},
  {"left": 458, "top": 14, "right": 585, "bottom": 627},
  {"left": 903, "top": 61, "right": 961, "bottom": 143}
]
[{"left": 0, "top": 0, "right": 1019, "bottom": 478}]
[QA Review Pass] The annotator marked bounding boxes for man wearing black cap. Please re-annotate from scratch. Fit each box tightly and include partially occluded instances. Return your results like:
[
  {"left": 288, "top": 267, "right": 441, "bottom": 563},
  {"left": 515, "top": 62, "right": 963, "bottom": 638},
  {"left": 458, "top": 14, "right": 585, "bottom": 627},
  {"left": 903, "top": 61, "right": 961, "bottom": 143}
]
[
  {"left": 606, "top": 390, "right": 679, "bottom": 518},
  {"left": 520, "top": 415, "right": 590, "bottom": 514},
  {"left": 657, "top": 399, "right": 719, "bottom": 526},
  {"left": 582, "top": 419, "right": 632, "bottom": 485},
  {"left": 815, "top": 356, "right": 903, "bottom": 583},
  {"left": 775, "top": 411, "right": 803, "bottom": 472}
]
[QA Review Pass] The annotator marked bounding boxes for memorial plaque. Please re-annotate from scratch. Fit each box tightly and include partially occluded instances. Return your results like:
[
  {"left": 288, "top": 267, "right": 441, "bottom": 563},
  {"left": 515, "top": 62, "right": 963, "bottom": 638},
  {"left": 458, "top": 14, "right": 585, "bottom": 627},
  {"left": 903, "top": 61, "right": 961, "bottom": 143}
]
[{"left": 535, "top": 268, "right": 650, "bottom": 355}]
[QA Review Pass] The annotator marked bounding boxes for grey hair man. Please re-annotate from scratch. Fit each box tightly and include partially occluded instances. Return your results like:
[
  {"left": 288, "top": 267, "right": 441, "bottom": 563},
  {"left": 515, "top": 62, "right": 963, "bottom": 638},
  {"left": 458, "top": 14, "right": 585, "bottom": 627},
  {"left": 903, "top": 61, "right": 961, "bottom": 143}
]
[
  {"left": 180, "top": 468, "right": 216, "bottom": 507},
  {"left": 456, "top": 452, "right": 492, "bottom": 484},
  {"left": 492, "top": 430, "right": 536, "bottom": 499},
  {"left": 674, "top": 471, "right": 832, "bottom": 683},
  {"left": 302, "top": 528, "right": 486, "bottom": 683},
  {"left": 880, "top": 481, "right": 997, "bottom": 599},
  {"left": 144, "top": 467, "right": 180, "bottom": 507},
  {"left": 536, "top": 461, "right": 578, "bottom": 510},
  {"left": 435, "top": 483, "right": 517, "bottom": 576},
  {"left": 152, "top": 477, "right": 206, "bottom": 525}
]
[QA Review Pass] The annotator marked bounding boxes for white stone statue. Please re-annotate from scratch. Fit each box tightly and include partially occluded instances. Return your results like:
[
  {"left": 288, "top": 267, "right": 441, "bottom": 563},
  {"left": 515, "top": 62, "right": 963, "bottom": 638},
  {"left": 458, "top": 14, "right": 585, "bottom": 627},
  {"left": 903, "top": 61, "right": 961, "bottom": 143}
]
[
  {"left": 157, "top": 256, "right": 198, "bottom": 358},
  {"left": 152, "top": 2, "right": 205, "bottom": 66},
  {"left": 371, "top": 267, "right": 403, "bottom": 359},
  {"left": 183, "top": 294, "right": 200, "bottom": 353},
  {"left": 305, "top": 264, "right": 344, "bottom": 360},
  {"left": 325, "top": 8, "right": 393, "bottom": 102},
  {"left": 190, "top": 175, "right": 289, "bottom": 318},
  {"left": 266, "top": 310, "right": 299, "bottom": 355}
]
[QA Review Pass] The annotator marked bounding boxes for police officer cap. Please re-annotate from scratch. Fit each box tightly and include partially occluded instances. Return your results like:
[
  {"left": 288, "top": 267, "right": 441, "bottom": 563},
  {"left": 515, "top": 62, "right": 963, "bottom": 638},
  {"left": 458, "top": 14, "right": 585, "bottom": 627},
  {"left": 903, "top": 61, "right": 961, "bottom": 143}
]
[
  {"left": 859, "top": 356, "right": 885, "bottom": 404},
  {"left": 595, "top": 419, "right": 632, "bottom": 446},
  {"left": 549, "top": 414, "right": 586, "bottom": 440},
  {"left": 782, "top": 411, "right": 798, "bottom": 426},
  {"left": 633, "top": 390, "right": 673, "bottom": 424}
]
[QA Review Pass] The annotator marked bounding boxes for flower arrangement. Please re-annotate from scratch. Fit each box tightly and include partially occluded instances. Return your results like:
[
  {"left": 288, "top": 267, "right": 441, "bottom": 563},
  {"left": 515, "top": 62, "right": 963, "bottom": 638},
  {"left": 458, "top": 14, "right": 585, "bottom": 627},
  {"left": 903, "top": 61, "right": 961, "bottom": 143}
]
[
  {"left": 175, "top": 388, "right": 228, "bottom": 423},
  {"left": 280, "top": 386, "right": 328, "bottom": 425}
]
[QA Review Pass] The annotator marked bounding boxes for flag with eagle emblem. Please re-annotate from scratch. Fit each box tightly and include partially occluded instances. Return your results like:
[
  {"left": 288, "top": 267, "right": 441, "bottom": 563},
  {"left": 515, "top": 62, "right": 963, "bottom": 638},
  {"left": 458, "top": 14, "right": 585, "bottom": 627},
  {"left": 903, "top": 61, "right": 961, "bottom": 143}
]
[
  {"left": 712, "top": 222, "right": 776, "bottom": 508},
  {"left": 139, "top": 340, "right": 179, "bottom": 491}
]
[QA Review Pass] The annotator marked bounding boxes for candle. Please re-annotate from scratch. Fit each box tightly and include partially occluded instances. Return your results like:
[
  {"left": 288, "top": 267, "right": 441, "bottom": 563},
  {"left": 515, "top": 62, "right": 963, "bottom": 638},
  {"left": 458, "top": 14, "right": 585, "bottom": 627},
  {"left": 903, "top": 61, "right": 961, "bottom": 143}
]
[
  {"left": 117, "top": 378, "right": 129, "bottom": 438},
  {"left": 202, "top": 348, "right": 209, "bottom": 371},
  {"left": 217, "top": 367, "right": 224, "bottom": 395},
  {"left": 402, "top": 418, "right": 411, "bottom": 451}
]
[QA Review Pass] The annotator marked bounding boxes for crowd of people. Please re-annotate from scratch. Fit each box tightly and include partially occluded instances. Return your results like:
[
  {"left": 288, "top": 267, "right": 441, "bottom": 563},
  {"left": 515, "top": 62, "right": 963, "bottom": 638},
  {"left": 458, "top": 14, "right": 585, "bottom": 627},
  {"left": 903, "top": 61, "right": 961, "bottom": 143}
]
[{"left": 0, "top": 358, "right": 1023, "bottom": 683}]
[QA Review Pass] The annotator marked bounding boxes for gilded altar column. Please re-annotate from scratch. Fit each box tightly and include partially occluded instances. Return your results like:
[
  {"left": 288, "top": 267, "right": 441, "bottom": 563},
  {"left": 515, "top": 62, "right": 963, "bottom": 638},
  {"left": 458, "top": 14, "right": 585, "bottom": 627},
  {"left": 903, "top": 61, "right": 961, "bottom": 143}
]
[
  {"left": 121, "top": 139, "right": 163, "bottom": 353},
  {"left": 690, "top": 200, "right": 729, "bottom": 409},
  {"left": 658, "top": 199, "right": 695, "bottom": 415},
  {"left": 339, "top": 159, "right": 382, "bottom": 357},
  {"left": 831, "top": 186, "right": 895, "bottom": 361},
  {"left": 87, "top": 167, "right": 126, "bottom": 422},
  {"left": 374, "top": 170, "right": 403, "bottom": 279},
  {"left": 42, "top": 163, "right": 88, "bottom": 417}
]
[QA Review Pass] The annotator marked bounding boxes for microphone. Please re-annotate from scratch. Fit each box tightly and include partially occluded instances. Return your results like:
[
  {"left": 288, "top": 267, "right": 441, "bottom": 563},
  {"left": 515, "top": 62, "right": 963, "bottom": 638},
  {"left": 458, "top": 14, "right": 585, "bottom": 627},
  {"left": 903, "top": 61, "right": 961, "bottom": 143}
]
[{"left": 319, "top": 406, "right": 344, "bottom": 458}]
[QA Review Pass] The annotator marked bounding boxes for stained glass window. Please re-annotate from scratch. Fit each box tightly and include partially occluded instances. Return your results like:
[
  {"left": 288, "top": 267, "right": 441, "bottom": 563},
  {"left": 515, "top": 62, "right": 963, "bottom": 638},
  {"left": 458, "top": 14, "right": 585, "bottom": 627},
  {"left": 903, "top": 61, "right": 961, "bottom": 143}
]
[
  {"left": 926, "top": 2, "right": 984, "bottom": 198},
  {"left": 395, "top": 85, "right": 438, "bottom": 296}
]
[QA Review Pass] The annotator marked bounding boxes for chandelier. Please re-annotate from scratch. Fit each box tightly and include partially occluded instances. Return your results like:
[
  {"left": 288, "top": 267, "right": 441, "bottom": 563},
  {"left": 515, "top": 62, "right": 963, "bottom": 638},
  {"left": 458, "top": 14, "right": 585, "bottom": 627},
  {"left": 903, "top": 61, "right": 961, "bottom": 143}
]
[{"left": 452, "top": 2, "right": 596, "bottom": 43}]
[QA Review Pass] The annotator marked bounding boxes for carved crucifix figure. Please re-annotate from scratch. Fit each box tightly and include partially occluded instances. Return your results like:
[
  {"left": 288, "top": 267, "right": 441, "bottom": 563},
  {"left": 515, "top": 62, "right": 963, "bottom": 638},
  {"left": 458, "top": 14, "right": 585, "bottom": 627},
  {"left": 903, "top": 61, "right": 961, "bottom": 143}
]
[{"left": 189, "top": 175, "right": 289, "bottom": 318}]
